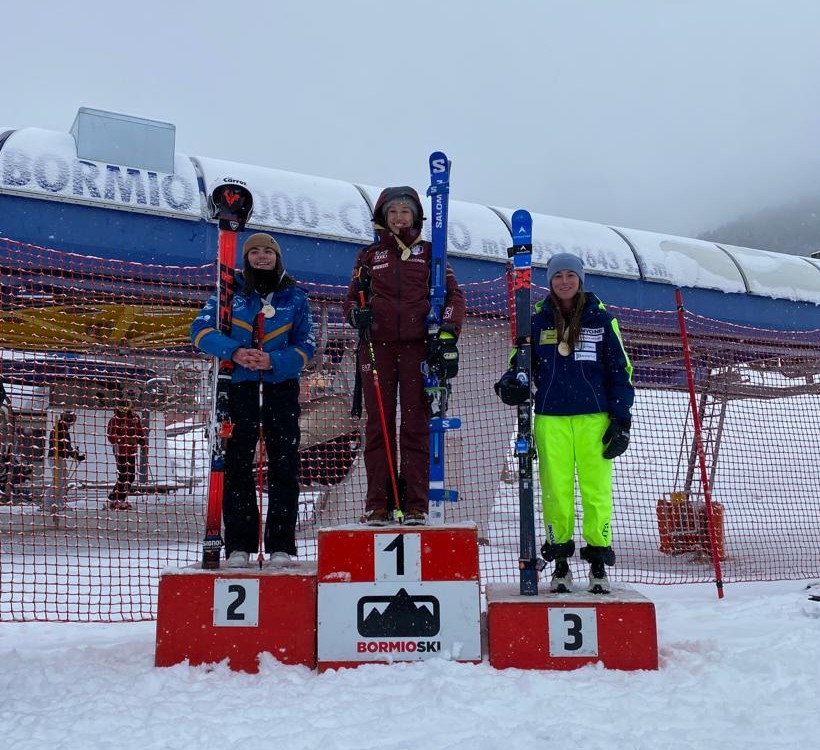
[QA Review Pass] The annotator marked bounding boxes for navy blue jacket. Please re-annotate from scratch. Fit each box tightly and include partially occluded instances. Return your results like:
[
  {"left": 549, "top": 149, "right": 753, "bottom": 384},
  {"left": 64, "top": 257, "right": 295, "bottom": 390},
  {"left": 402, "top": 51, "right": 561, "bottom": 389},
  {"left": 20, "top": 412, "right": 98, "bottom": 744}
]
[
  {"left": 190, "top": 277, "right": 315, "bottom": 383},
  {"left": 531, "top": 292, "right": 633, "bottom": 423}
]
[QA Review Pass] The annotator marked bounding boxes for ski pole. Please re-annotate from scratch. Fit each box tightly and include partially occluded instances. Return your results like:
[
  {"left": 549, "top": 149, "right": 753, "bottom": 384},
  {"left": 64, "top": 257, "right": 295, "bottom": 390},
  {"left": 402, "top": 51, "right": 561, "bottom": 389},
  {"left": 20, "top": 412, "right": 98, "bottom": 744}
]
[
  {"left": 254, "top": 309, "right": 266, "bottom": 569},
  {"left": 355, "top": 271, "right": 403, "bottom": 522}
]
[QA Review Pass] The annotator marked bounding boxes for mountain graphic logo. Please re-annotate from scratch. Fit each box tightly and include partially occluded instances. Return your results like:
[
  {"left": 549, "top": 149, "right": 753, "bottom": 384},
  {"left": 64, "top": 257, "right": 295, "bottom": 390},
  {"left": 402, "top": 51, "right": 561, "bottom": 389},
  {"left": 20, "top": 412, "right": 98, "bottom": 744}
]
[{"left": 356, "top": 588, "right": 440, "bottom": 637}]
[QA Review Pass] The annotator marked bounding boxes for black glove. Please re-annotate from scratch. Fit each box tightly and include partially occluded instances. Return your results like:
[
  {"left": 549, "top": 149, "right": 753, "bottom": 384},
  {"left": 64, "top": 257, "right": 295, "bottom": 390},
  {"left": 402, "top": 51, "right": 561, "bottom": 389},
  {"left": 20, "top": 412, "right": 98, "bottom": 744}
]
[
  {"left": 494, "top": 369, "right": 530, "bottom": 406},
  {"left": 602, "top": 419, "right": 630, "bottom": 459},
  {"left": 429, "top": 334, "right": 459, "bottom": 379},
  {"left": 347, "top": 306, "right": 373, "bottom": 330},
  {"left": 75, "top": 453, "right": 86, "bottom": 463}
]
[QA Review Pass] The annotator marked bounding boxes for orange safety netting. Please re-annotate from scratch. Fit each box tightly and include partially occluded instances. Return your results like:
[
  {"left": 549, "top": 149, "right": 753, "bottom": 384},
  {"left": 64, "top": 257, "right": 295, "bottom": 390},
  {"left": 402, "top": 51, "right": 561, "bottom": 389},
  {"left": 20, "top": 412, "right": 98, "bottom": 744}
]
[{"left": 1, "top": 237, "right": 819, "bottom": 620}]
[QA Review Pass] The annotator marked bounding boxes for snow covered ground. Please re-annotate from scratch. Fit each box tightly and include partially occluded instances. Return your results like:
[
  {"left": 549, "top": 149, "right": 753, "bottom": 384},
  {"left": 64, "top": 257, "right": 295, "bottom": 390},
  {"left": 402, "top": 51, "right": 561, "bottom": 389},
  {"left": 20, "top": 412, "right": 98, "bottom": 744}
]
[{"left": 1, "top": 580, "right": 818, "bottom": 750}]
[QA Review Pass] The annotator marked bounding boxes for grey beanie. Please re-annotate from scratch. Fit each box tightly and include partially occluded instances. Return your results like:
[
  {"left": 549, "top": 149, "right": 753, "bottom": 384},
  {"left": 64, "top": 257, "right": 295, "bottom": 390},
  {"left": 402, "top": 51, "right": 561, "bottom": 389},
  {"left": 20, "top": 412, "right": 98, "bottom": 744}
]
[{"left": 547, "top": 253, "right": 585, "bottom": 287}]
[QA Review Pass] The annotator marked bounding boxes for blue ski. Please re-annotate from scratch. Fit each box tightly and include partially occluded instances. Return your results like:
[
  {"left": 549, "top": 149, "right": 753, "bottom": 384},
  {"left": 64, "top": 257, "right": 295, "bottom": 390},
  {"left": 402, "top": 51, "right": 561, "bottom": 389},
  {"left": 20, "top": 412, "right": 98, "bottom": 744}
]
[
  {"left": 508, "top": 209, "right": 541, "bottom": 594},
  {"left": 425, "top": 151, "right": 461, "bottom": 525}
]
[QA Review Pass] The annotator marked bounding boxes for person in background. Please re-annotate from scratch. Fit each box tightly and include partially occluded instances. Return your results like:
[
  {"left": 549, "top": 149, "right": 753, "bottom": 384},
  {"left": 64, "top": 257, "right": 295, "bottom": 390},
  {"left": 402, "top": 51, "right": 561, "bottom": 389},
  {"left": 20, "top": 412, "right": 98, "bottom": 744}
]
[
  {"left": 106, "top": 401, "right": 147, "bottom": 511},
  {"left": 191, "top": 232, "right": 315, "bottom": 568},
  {"left": 46, "top": 411, "right": 85, "bottom": 512},
  {"left": 343, "top": 187, "right": 465, "bottom": 527},
  {"left": 0, "top": 381, "right": 13, "bottom": 503},
  {"left": 495, "top": 253, "right": 634, "bottom": 593}
]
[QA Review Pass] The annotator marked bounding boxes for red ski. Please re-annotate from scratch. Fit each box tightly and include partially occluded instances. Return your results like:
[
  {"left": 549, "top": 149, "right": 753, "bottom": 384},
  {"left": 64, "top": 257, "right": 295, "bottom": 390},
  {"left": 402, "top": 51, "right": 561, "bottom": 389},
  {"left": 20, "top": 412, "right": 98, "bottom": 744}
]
[{"left": 201, "top": 179, "right": 253, "bottom": 569}]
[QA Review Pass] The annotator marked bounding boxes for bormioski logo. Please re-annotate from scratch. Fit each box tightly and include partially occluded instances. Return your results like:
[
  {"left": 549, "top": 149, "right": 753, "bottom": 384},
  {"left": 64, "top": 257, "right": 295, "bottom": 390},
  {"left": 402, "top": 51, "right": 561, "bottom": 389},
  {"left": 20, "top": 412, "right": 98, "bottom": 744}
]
[
  {"left": 356, "top": 588, "right": 440, "bottom": 638},
  {"left": 357, "top": 640, "right": 441, "bottom": 653}
]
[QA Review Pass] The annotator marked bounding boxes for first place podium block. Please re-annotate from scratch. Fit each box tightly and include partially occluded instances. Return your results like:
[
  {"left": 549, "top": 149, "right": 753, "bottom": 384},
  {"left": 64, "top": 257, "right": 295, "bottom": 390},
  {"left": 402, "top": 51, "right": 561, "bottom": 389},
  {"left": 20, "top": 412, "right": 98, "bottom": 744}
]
[
  {"left": 317, "top": 523, "right": 482, "bottom": 671},
  {"left": 155, "top": 562, "right": 317, "bottom": 673},
  {"left": 487, "top": 582, "right": 658, "bottom": 671}
]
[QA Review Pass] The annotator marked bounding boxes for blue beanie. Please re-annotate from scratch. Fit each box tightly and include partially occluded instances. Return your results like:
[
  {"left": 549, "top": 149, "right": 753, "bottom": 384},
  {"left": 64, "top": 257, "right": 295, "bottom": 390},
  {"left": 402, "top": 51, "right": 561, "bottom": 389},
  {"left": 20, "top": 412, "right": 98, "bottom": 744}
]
[{"left": 547, "top": 253, "right": 585, "bottom": 287}]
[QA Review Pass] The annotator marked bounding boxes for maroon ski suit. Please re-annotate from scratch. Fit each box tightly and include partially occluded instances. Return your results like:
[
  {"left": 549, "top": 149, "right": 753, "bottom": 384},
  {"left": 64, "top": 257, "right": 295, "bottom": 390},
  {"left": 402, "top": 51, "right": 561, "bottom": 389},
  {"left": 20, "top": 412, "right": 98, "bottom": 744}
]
[
  {"left": 107, "top": 409, "right": 146, "bottom": 505},
  {"left": 343, "top": 187, "right": 465, "bottom": 514}
]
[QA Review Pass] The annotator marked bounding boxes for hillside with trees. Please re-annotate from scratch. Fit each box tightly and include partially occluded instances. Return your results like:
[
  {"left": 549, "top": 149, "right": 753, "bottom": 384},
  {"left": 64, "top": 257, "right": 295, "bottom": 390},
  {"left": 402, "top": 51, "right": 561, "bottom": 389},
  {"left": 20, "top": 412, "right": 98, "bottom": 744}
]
[{"left": 698, "top": 194, "right": 820, "bottom": 256}]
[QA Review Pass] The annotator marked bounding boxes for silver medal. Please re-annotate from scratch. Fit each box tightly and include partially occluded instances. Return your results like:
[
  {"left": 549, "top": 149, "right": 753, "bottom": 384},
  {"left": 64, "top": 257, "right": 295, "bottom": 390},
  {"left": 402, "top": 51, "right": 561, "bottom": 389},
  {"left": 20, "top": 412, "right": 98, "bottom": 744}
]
[{"left": 262, "top": 303, "right": 276, "bottom": 319}]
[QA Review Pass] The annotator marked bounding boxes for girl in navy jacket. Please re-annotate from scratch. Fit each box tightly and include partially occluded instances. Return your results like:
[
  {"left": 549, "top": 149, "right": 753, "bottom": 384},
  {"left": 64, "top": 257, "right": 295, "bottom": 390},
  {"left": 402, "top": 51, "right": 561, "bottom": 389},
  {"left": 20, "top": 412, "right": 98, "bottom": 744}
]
[{"left": 498, "top": 253, "right": 633, "bottom": 593}]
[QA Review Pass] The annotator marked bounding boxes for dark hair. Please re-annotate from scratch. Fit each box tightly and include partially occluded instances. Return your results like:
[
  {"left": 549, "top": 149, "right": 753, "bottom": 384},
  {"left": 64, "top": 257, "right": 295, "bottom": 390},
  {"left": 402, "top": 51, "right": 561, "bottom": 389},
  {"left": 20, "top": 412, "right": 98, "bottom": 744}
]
[{"left": 241, "top": 256, "right": 295, "bottom": 296}]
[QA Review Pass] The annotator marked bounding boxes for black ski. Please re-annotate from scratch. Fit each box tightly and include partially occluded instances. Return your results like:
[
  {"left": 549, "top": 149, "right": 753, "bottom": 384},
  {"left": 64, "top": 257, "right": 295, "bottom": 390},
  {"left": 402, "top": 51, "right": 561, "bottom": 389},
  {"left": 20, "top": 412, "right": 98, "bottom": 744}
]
[{"left": 508, "top": 209, "right": 541, "bottom": 595}]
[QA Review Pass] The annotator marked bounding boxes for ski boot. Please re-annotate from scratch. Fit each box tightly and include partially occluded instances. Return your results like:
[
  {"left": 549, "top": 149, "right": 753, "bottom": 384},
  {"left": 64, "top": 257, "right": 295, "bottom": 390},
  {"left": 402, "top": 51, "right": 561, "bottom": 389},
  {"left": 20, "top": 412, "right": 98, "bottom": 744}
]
[
  {"left": 550, "top": 559, "right": 573, "bottom": 593},
  {"left": 580, "top": 545, "right": 616, "bottom": 594},
  {"left": 541, "top": 540, "right": 575, "bottom": 593}
]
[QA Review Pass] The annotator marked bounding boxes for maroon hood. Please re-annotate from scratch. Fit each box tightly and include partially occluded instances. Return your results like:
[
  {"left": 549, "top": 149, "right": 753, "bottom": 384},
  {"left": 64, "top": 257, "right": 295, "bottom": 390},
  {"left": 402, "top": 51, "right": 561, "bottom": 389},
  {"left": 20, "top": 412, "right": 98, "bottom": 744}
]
[{"left": 372, "top": 186, "right": 425, "bottom": 231}]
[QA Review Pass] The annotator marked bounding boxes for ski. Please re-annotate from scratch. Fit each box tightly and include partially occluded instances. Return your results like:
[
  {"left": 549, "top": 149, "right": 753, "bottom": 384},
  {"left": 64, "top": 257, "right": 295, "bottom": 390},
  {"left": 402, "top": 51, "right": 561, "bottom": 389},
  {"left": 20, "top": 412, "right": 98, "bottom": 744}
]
[
  {"left": 201, "top": 178, "right": 253, "bottom": 570},
  {"left": 425, "top": 151, "right": 461, "bottom": 525},
  {"left": 508, "top": 209, "right": 541, "bottom": 594}
]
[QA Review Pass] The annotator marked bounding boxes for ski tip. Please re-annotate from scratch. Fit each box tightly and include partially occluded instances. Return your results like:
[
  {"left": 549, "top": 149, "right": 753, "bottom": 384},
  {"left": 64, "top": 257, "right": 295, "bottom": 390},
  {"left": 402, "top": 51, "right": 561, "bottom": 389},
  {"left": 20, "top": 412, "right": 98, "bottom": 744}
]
[
  {"left": 511, "top": 209, "right": 533, "bottom": 247},
  {"left": 429, "top": 151, "right": 450, "bottom": 177},
  {"left": 511, "top": 208, "right": 532, "bottom": 227}
]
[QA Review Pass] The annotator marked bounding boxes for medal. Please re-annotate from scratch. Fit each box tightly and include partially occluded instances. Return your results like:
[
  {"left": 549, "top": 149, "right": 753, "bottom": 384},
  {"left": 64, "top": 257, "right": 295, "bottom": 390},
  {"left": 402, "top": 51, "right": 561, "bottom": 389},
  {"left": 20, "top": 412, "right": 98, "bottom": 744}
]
[
  {"left": 262, "top": 303, "right": 276, "bottom": 319},
  {"left": 558, "top": 330, "right": 571, "bottom": 356}
]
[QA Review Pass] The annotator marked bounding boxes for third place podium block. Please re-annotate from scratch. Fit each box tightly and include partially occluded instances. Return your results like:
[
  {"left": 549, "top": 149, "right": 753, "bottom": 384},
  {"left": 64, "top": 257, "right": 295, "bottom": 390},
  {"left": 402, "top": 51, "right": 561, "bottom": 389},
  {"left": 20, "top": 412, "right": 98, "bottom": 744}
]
[
  {"left": 316, "top": 523, "right": 482, "bottom": 670},
  {"left": 486, "top": 582, "right": 658, "bottom": 671}
]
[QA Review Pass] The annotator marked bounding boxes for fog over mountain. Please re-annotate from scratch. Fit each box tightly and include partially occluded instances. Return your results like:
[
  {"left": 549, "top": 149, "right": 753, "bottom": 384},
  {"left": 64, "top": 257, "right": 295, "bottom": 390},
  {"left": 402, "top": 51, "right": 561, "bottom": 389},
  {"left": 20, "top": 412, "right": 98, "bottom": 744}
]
[{"left": 699, "top": 194, "right": 820, "bottom": 257}]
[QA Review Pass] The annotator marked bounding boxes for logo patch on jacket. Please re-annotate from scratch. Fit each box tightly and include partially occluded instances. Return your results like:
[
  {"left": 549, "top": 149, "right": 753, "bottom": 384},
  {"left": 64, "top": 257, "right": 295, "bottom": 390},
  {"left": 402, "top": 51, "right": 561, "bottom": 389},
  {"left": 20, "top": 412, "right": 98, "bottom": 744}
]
[
  {"left": 580, "top": 327, "right": 603, "bottom": 342},
  {"left": 540, "top": 329, "right": 558, "bottom": 345}
]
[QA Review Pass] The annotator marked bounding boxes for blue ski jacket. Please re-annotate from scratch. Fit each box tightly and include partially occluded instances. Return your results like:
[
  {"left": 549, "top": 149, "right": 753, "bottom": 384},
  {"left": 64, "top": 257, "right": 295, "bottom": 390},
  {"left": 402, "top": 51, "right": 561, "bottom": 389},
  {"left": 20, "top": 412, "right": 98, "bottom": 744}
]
[
  {"left": 530, "top": 292, "right": 633, "bottom": 423},
  {"left": 190, "top": 276, "right": 315, "bottom": 384}
]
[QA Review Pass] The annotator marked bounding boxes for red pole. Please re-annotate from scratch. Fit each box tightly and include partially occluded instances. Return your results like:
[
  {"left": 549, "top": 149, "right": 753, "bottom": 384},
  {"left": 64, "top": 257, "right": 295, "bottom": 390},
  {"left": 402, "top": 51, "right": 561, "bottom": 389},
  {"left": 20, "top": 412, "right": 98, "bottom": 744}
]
[
  {"left": 675, "top": 288, "right": 725, "bottom": 599},
  {"left": 358, "top": 289, "right": 403, "bottom": 521},
  {"left": 254, "top": 311, "right": 266, "bottom": 569},
  {"left": 505, "top": 267, "right": 517, "bottom": 345}
]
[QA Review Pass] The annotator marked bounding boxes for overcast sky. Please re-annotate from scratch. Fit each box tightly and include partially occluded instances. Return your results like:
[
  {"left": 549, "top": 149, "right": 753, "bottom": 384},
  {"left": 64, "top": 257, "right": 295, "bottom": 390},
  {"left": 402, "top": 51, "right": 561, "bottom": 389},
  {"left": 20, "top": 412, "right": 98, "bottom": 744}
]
[{"left": 4, "top": 0, "right": 820, "bottom": 238}]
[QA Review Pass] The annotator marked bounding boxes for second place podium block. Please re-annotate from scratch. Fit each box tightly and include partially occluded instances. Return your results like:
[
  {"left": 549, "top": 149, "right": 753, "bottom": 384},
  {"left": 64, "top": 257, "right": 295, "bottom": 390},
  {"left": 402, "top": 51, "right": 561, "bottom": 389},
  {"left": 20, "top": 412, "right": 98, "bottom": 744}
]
[{"left": 154, "top": 563, "right": 318, "bottom": 673}]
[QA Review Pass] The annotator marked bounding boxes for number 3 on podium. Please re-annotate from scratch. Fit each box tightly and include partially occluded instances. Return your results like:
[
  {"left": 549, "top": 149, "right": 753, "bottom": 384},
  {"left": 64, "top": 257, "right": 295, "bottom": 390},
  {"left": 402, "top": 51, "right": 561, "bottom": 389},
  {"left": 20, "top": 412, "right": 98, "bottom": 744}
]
[{"left": 548, "top": 607, "right": 599, "bottom": 657}]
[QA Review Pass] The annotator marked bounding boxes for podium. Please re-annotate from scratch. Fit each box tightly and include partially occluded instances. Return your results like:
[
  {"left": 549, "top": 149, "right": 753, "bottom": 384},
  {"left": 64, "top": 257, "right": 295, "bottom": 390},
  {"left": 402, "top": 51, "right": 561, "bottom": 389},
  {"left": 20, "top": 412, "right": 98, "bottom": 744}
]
[
  {"left": 486, "top": 582, "right": 658, "bottom": 671},
  {"left": 316, "top": 523, "right": 482, "bottom": 671},
  {"left": 154, "top": 562, "right": 317, "bottom": 673}
]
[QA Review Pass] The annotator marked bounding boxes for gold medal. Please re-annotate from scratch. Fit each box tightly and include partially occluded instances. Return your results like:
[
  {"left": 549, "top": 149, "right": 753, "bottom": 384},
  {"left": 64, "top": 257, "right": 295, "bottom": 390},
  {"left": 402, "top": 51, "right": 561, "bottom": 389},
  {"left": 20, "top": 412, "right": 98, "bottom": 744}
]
[
  {"left": 558, "top": 330, "right": 571, "bottom": 356},
  {"left": 262, "top": 303, "right": 276, "bottom": 319}
]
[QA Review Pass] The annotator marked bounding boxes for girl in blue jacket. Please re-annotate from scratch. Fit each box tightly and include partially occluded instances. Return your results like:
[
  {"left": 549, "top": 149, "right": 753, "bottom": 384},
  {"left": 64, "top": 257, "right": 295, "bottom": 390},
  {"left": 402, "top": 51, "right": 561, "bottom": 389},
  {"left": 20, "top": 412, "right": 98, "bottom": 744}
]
[
  {"left": 191, "top": 233, "right": 315, "bottom": 568},
  {"left": 498, "top": 253, "right": 633, "bottom": 593}
]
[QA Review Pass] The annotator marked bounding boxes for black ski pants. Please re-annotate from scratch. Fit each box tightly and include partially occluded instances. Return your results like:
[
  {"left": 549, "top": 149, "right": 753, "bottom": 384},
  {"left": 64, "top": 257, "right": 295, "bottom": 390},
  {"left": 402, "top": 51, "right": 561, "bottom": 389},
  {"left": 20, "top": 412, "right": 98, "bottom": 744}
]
[
  {"left": 224, "top": 380, "right": 301, "bottom": 556},
  {"left": 110, "top": 454, "right": 137, "bottom": 503}
]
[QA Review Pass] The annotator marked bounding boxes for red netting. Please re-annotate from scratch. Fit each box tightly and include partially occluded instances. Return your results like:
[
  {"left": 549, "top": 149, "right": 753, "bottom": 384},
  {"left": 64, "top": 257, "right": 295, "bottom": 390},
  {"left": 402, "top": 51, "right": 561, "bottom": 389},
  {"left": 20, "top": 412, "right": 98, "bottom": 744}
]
[{"left": 1, "top": 237, "right": 819, "bottom": 620}]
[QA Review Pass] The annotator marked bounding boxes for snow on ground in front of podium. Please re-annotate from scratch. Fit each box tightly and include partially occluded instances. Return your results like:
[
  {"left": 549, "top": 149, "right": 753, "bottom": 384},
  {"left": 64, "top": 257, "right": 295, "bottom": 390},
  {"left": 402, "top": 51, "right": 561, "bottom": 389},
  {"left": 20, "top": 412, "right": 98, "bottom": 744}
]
[{"left": 2, "top": 580, "right": 819, "bottom": 749}]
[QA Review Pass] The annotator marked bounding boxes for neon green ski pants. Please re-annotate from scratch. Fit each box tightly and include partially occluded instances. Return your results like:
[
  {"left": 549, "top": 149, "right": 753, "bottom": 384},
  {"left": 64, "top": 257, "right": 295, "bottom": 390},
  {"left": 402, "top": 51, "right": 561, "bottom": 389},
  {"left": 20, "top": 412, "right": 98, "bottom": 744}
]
[{"left": 534, "top": 412, "right": 613, "bottom": 548}]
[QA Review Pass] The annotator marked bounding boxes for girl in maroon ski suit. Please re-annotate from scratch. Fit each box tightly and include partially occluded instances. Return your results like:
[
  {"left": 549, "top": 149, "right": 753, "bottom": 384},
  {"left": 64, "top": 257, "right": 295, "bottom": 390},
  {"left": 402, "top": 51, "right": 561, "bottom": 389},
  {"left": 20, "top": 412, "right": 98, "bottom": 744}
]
[{"left": 343, "top": 186, "right": 465, "bottom": 526}]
